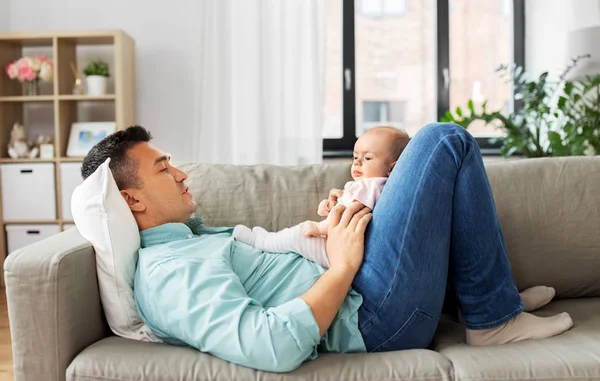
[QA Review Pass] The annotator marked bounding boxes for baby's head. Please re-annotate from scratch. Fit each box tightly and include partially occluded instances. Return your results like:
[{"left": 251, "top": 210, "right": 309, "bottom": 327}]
[{"left": 352, "top": 126, "right": 410, "bottom": 180}]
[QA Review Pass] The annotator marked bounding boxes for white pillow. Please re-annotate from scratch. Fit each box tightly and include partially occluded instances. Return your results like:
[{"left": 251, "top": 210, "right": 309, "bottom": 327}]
[{"left": 71, "top": 158, "right": 162, "bottom": 343}]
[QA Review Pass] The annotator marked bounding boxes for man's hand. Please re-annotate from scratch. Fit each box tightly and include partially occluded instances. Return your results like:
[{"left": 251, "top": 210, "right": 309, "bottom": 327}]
[
  {"left": 300, "top": 201, "right": 372, "bottom": 337},
  {"left": 326, "top": 201, "right": 372, "bottom": 273},
  {"left": 317, "top": 188, "right": 344, "bottom": 217}
]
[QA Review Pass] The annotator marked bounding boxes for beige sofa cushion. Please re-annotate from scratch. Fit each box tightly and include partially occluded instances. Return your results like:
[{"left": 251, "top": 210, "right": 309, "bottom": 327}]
[
  {"left": 431, "top": 298, "right": 600, "bottom": 381},
  {"left": 177, "top": 162, "right": 352, "bottom": 231},
  {"left": 67, "top": 337, "right": 454, "bottom": 381},
  {"left": 485, "top": 156, "right": 600, "bottom": 298}
]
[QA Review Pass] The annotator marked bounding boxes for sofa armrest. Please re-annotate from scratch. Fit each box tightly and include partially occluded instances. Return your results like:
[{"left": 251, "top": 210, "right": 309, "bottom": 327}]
[{"left": 4, "top": 227, "right": 107, "bottom": 381}]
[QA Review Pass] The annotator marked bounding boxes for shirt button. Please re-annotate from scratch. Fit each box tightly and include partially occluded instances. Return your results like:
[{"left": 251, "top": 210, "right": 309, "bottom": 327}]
[{"left": 187, "top": 234, "right": 193, "bottom": 239}]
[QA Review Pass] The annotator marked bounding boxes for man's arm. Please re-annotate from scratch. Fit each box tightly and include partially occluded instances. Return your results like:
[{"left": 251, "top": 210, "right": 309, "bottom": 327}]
[
  {"left": 301, "top": 202, "right": 372, "bottom": 336},
  {"left": 300, "top": 265, "right": 357, "bottom": 336}
]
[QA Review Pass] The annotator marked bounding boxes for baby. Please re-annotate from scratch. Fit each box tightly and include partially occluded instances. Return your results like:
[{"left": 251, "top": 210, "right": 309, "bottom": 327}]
[{"left": 232, "top": 126, "right": 410, "bottom": 268}]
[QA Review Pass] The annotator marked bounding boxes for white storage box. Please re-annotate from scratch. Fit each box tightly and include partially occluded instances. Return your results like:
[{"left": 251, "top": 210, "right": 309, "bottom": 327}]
[
  {"left": 6, "top": 224, "right": 60, "bottom": 254},
  {"left": 1, "top": 163, "right": 57, "bottom": 221},
  {"left": 60, "top": 163, "right": 83, "bottom": 221}
]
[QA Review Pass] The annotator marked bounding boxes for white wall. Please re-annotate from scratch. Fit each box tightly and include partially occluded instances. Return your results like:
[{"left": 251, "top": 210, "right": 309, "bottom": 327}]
[
  {"left": 7, "top": 0, "right": 203, "bottom": 161},
  {"left": 0, "top": 0, "right": 9, "bottom": 31},
  {"left": 526, "top": 0, "right": 600, "bottom": 77}
]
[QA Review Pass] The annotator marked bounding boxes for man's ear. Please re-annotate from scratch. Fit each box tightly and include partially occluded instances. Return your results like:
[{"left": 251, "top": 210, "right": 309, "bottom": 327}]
[
  {"left": 388, "top": 160, "right": 397, "bottom": 176},
  {"left": 120, "top": 189, "right": 146, "bottom": 212}
]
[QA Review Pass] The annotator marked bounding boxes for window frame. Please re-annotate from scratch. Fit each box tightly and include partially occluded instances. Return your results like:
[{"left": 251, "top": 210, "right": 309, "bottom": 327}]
[{"left": 323, "top": 0, "right": 526, "bottom": 157}]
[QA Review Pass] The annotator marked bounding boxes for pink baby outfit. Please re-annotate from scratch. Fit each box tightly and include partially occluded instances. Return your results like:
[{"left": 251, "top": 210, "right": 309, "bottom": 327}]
[
  {"left": 233, "top": 177, "right": 387, "bottom": 268},
  {"left": 338, "top": 177, "right": 388, "bottom": 209}
]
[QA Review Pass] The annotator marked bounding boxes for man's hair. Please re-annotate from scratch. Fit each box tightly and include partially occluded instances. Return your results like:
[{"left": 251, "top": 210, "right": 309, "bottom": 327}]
[
  {"left": 365, "top": 126, "right": 411, "bottom": 162},
  {"left": 81, "top": 125, "right": 153, "bottom": 189}
]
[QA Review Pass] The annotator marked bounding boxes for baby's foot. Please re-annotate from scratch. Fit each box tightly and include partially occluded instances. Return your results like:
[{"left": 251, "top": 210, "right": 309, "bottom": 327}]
[
  {"left": 233, "top": 225, "right": 270, "bottom": 249},
  {"left": 301, "top": 221, "right": 321, "bottom": 237},
  {"left": 520, "top": 286, "right": 556, "bottom": 312},
  {"left": 232, "top": 225, "right": 257, "bottom": 246},
  {"left": 466, "top": 311, "right": 573, "bottom": 346}
]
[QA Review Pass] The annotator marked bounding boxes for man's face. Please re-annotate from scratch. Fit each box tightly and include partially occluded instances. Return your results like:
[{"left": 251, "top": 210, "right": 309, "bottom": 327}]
[{"left": 122, "top": 142, "right": 196, "bottom": 229}]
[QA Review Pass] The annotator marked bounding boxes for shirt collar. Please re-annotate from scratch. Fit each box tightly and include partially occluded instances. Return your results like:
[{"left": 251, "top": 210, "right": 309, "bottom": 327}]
[{"left": 140, "top": 217, "right": 205, "bottom": 248}]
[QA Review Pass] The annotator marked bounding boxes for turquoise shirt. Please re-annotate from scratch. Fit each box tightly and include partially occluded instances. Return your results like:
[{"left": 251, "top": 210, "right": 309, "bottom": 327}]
[{"left": 134, "top": 217, "right": 366, "bottom": 372}]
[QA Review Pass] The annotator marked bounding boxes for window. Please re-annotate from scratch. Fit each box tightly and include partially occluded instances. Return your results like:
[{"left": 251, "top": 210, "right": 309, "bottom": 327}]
[
  {"left": 362, "top": 101, "right": 406, "bottom": 133},
  {"left": 359, "top": 0, "right": 407, "bottom": 17},
  {"left": 448, "top": 0, "right": 515, "bottom": 138},
  {"left": 323, "top": 0, "right": 525, "bottom": 156}
]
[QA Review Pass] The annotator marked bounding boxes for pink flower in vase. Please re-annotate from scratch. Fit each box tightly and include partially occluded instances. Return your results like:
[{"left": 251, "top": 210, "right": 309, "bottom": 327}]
[
  {"left": 16, "top": 57, "right": 32, "bottom": 69},
  {"left": 5, "top": 63, "right": 18, "bottom": 79},
  {"left": 18, "top": 66, "right": 36, "bottom": 82}
]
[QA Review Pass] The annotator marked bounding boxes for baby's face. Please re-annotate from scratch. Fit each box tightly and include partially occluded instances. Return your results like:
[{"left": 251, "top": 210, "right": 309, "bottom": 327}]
[{"left": 351, "top": 132, "right": 394, "bottom": 180}]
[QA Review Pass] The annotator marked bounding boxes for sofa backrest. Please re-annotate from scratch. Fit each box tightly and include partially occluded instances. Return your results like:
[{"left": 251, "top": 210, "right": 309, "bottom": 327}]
[
  {"left": 484, "top": 156, "right": 600, "bottom": 299},
  {"left": 178, "top": 156, "right": 600, "bottom": 299},
  {"left": 178, "top": 162, "right": 353, "bottom": 231}
]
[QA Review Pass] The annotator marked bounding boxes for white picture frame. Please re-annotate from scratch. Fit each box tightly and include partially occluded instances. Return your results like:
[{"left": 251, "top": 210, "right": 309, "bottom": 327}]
[{"left": 66, "top": 122, "right": 117, "bottom": 157}]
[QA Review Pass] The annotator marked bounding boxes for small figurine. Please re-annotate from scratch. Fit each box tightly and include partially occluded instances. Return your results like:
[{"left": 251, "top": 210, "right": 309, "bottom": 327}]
[{"left": 7, "top": 123, "right": 39, "bottom": 159}]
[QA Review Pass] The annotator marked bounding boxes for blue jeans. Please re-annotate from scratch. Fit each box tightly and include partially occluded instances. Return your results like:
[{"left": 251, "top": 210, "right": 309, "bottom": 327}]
[{"left": 354, "top": 122, "right": 524, "bottom": 353}]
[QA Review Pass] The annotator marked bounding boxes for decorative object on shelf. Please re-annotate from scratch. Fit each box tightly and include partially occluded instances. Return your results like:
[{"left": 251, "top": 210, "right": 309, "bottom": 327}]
[
  {"left": 67, "top": 122, "right": 116, "bottom": 157},
  {"left": 442, "top": 55, "right": 600, "bottom": 158},
  {"left": 7, "top": 123, "right": 39, "bottom": 159},
  {"left": 83, "top": 58, "right": 110, "bottom": 96},
  {"left": 5, "top": 55, "right": 54, "bottom": 96},
  {"left": 70, "top": 62, "right": 84, "bottom": 95},
  {"left": 37, "top": 136, "right": 55, "bottom": 159}
]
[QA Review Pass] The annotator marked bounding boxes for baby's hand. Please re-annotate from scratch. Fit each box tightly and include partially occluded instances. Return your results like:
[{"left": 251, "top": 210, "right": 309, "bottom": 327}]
[
  {"left": 317, "top": 199, "right": 331, "bottom": 217},
  {"left": 317, "top": 188, "right": 343, "bottom": 216}
]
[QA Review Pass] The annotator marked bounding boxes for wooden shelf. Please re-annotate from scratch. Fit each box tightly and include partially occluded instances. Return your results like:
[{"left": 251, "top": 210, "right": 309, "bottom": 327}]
[
  {"left": 0, "top": 158, "right": 56, "bottom": 163},
  {"left": 0, "top": 29, "right": 136, "bottom": 287},
  {"left": 0, "top": 95, "right": 116, "bottom": 102},
  {"left": 0, "top": 96, "right": 54, "bottom": 102},
  {"left": 0, "top": 36, "right": 53, "bottom": 47},
  {"left": 0, "top": 30, "right": 124, "bottom": 44},
  {"left": 58, "top": 94, "right": 115, "bottom": 101},
  {"left": 3, "top": 220, "right": 60, "bottom": 225}
]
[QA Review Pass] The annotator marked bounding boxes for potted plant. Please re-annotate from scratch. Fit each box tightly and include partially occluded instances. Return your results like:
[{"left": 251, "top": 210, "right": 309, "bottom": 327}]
[
  {"left": 442, "top": 55, "right": 600, "bottom": 158},
  {"left": 83, "top": 58, "right": 110, "bottom": 96}
]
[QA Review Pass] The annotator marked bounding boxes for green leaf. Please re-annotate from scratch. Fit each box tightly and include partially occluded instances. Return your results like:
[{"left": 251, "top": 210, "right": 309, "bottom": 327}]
[
  {"left": 83, "top": 58, "right": 110, "bottom": 77},
  {"left": 503, "top": 145, "right": 519, "bottom": 157},
  {"left": 558, "top": 96, "right": 567, "bottom": 109},
  {"left": 564, "top": 81, "right": 573, "bottom": 95},
  {"left": 482, "top": 100, "right": 488, "bottom": 112},
  {"left": 514, "top": 66, "right": 523, "bottom": 79},
  {"left": 441, "top": 113, "right": 452, "bottom": 122},
  {"left": 468, "top": 100, "right": 475, "bottom": 114},
  {"left": 456, "top": 106, "right": 463, "bottom": 117},
  {"left": 548, "top": 131, "right": 569, "bottom": 156}
]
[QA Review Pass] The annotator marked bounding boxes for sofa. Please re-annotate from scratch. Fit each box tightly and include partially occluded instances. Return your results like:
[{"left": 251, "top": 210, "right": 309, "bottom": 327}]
[{"left": 5, "top": 156, "right": 600, "bottom": 381}]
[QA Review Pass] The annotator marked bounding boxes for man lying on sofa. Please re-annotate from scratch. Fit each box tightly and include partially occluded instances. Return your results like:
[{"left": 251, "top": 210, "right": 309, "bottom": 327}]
[{"left": 80, "top": 125, "right": 573, "bottom": 373}]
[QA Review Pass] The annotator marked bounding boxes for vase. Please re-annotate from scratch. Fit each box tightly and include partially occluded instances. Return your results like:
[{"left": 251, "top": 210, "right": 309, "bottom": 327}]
[
  {"left": 85, "top": 75, "right": 108, "bottom": 96},
  {"left": 23, "top": 79, "right": 39, "bottom": 96}
]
